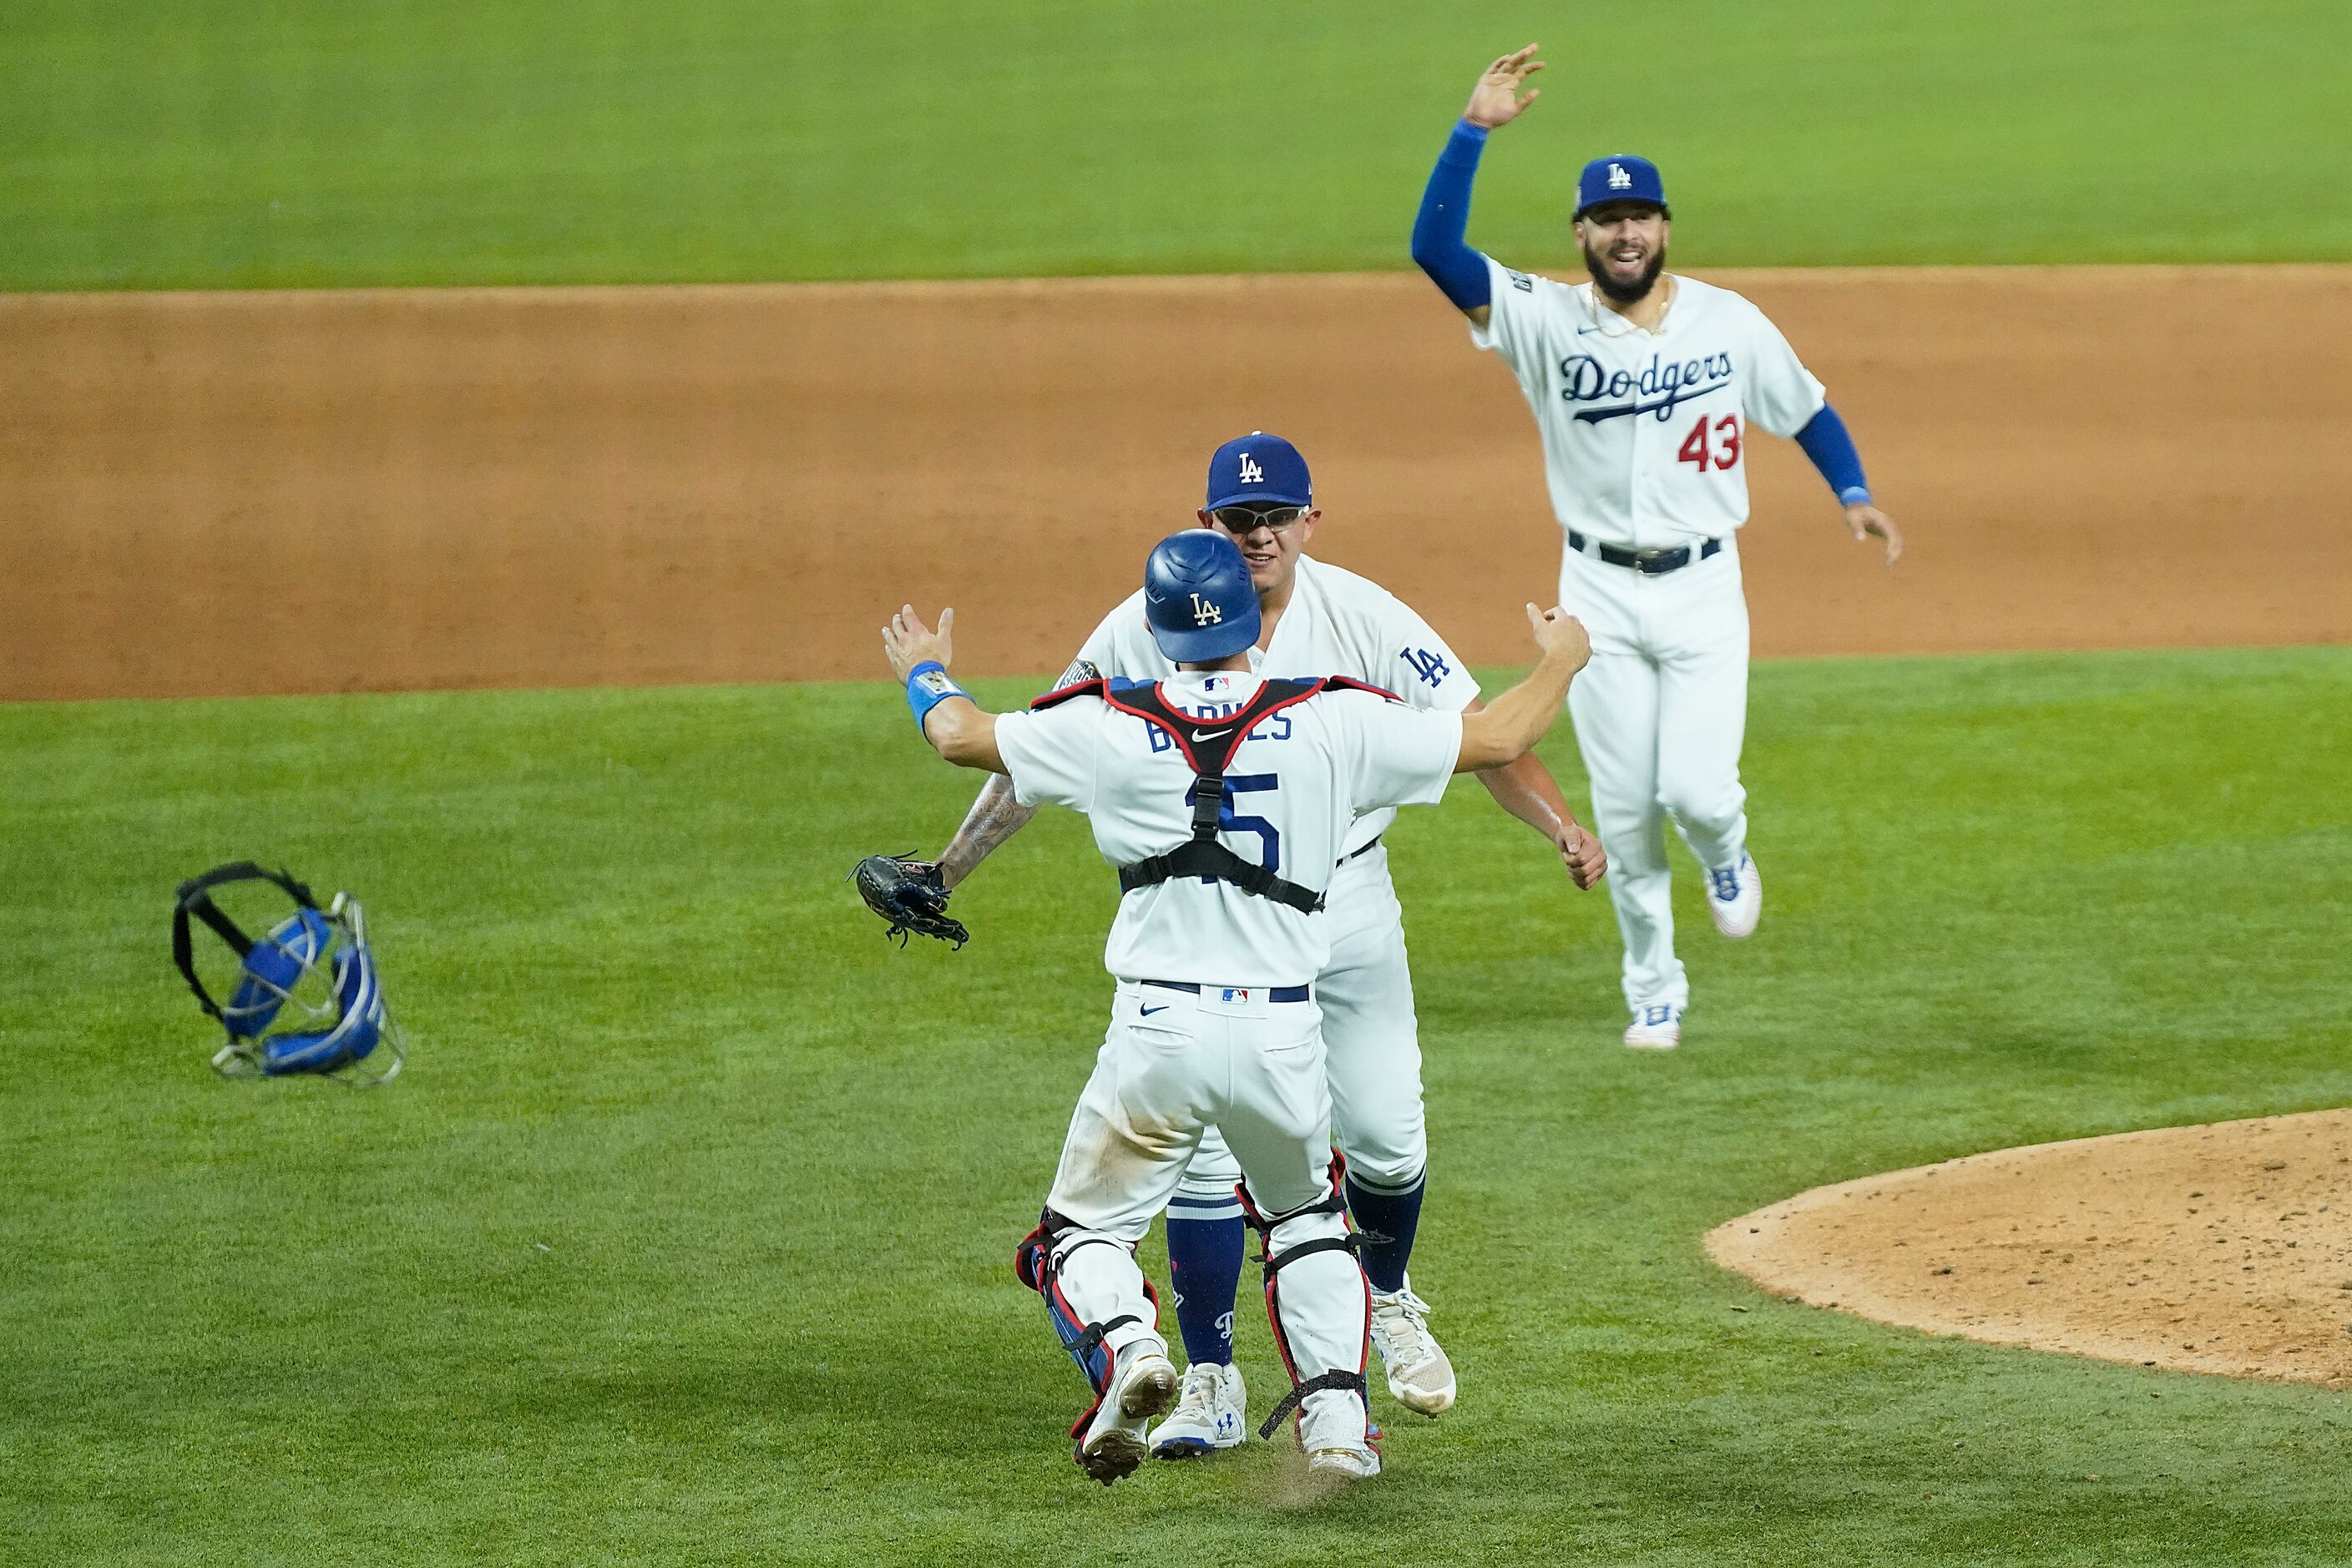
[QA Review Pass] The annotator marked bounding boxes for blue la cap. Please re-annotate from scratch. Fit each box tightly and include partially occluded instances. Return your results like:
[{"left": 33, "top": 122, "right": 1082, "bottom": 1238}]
[
  {"left": 1144, "top": 529, "right": 1261, "bottom": 662},
  {"left": 1574, "top": 155, "right": 1669, "bottom": 220},
  {"left": 1205, "top": 432, "right": 1312, "bottom": 512}
]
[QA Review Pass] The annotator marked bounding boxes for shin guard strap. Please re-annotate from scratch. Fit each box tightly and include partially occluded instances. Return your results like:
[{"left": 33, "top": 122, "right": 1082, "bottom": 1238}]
[
  {"left": 1256, "top": 1368, "right": 1368, "bottom": 1441},
  {"left": 1262, "top": 1232, "right": 1360, "bottom": 1281},
  {"left": 1068, "top": 1313, "right": 1141, "bottom": 1368}
]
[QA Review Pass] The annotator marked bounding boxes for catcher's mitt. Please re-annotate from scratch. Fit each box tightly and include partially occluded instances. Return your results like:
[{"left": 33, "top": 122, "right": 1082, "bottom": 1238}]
[{"left": 851, "top": 854, "right": 969, "bottom": 948}]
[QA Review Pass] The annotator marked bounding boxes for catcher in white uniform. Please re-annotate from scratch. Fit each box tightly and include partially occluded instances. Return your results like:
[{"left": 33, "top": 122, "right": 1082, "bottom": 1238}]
[
  {"left": 879, "top": 527, "right": 1593, "bottom": 1483},
  {"left": 917, "top": 432, "right": 1605, "bottom": 1455},
  {"left": 1412, "top": 45, "right": 1904, "bottom": 1049}
]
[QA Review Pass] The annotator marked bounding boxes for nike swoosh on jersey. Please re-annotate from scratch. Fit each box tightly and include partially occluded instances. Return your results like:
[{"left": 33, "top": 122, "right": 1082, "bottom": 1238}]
[{"left": 1191, "top": 726, "right": 1234, "bottom": 741}]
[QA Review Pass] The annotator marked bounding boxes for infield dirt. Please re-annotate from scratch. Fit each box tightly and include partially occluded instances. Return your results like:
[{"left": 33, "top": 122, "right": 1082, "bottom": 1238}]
[
  {"left": 1710, "top": 1111, "right": 2352, "bottom": 1387},
  {"left": 4, "top": 266, "right": 2349, "bottom": 702}
]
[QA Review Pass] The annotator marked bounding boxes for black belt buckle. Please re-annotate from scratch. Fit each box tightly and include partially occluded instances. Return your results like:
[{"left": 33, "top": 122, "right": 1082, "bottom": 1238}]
[{"left": 1571, "top": 530, "right": 1721, "bottom": 575}]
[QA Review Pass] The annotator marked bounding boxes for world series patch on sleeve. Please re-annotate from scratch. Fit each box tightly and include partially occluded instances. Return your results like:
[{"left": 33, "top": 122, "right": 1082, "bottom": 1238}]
[{"left": 851, "top": 853, "right": 969, "bottom": 948}]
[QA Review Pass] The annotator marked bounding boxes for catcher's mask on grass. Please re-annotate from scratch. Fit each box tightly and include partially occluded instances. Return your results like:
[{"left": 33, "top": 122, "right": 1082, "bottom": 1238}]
[{"left": 171, "top": 862, "right": 406, "bottom": 1086}]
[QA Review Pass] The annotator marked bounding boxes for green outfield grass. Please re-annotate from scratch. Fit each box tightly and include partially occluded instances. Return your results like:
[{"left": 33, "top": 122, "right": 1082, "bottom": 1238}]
[
  {"left": 4, "top": 645, "right": 2351, "bottom": 1565},
  {"left": 3, "top": 0, "right": 2347, "bottom": 291}
]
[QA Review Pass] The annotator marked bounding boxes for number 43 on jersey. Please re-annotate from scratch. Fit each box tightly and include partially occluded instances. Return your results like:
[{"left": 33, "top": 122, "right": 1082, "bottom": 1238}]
[{"left": 1677, "top": 412, "right": 1742, "bottom": 473}]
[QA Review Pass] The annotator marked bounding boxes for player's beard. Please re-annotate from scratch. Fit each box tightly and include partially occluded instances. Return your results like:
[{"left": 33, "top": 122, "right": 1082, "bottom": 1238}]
[{"left": 1584, "top": 240, "right": 1666, "bottom": 305}]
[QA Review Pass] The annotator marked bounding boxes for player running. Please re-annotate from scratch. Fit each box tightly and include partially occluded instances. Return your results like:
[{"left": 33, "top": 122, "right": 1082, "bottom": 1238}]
[
  {"left": 923, "top": 432, "right": 1605, "bottom": 1452},
  {"left": 880, "top": 528, "right": 1593, "bottom": 1482},
  {"left": 1410, "top": 45, "right": 1904, "bottom": 1050}
]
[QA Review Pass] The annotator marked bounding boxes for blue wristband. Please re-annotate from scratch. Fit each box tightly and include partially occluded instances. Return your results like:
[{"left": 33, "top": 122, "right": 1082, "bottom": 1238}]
[{"left": 905, "top": 660, "right": 971, "bottom": 733}]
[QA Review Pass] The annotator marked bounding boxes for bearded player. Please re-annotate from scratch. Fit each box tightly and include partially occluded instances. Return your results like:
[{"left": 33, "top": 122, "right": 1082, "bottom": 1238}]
[
  {"left": 1412, "top": 45, "right": 1904, "bottom": 1050},
  {"left": 923, "top": 432, "right": 1605, "bottom": 1451}
]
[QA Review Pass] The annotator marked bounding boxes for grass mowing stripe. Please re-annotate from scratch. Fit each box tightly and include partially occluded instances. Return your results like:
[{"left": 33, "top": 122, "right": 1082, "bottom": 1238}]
[
  {"left": 3, "top": 645, "right": 2350, "bottom": 1564},
  {"left": 2, "top": 2, "right": 2348, "bottom": 290}
]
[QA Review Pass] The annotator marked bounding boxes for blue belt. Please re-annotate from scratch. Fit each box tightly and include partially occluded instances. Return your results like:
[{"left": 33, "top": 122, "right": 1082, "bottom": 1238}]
[
  {"left": 1568, "top": 530, "right": 1723, "bottom": 575},
  {"left": 1143, "top": 979, "right": 1311, "bottom": 1003}
]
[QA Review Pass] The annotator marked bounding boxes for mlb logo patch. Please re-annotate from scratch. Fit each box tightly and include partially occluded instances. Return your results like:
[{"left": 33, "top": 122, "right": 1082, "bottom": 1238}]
[{"left": 1220, "top": 987, "right": 1249, "bottom": 1004}]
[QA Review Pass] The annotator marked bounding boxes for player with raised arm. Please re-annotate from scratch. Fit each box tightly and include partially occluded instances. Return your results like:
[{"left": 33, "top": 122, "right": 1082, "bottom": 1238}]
[
  {"left": 1411, "top": 46, "right": 1904, "bottom": 1050},
  {"left": 879, "top": 527, "right": 1593, "bottom": 1483},
  {"left": 907, "top": 433, "right": 1605, "bottom": 1452}
]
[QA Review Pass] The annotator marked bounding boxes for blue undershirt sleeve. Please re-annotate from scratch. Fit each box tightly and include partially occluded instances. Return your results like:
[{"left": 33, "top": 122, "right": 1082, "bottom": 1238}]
[
  {"left": 1411, "top": 120, "right": 1492, "bottom": 313},
  {"left": 1794, "top": 402, "right": 1873, "bottom": 507}
]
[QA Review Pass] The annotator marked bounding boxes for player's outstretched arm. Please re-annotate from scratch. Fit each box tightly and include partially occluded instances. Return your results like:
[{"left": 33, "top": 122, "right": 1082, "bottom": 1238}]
[
  {"left": 1455, "top": 606, "right": 1590, "bottom": 771},
  {"left": 881, "top": 605, "right": 1007, "bottom": 774},
  {"left": 1464, "top": 706, "right": 1606, "bottom": 888},
  {"left": 935, "top": 774, "right": 1039, "bottom": 890},
  {"left": 1412, "top": 47, "right": 1543, "bottom": 326}
]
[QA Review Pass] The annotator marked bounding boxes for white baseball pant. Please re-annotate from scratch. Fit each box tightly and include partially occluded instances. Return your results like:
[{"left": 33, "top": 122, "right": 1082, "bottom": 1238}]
[
  {"left": 1043, "top": 981, "right": 1369, "bottom": 1435},
  {"left": 1168, "top": 844, "right": 1425, "bottom": 1219},
  {"left": 1556, "top": 536, "right": 1751, "bottom": 1012}
]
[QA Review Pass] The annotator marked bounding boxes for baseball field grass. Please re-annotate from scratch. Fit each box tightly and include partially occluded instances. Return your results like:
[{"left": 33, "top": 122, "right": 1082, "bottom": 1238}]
[
  {"left": 5, "top": 0, "right": 2349, "bottom": 291},
  {"left": 5, "top": 645, "right": 2351, "bottom": 1565}
]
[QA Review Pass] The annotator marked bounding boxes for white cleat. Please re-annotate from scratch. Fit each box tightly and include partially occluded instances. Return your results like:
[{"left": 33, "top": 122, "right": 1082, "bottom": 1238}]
[
  {"left": 1368, "top": 1281, "right": 1456, "bottom": 1416},
  {"left": 1306, "top": 1444, "right": 1383, "bottom": 1479},
  {"left": 1075, "top": 1346, "right": 1177, "bottom": 1485},
  {"left": 1150, "top": 1361, "right": 1248, "bottom": 1459},
  {"left": 1704, "top": 851, "right": 1763, "bottom": 939},
  {"left": 1298, "top": 1388, "right": 1383, "bottom": 1479},
  {"left": 1623, "top": 1003, "right": 1683, "bottom": 1050}
]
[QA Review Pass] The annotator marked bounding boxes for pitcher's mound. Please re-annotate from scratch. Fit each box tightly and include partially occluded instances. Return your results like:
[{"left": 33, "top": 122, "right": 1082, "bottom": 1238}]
[{"left": 1707, "top": 1109, "right": 2352, "bottom": 1384}]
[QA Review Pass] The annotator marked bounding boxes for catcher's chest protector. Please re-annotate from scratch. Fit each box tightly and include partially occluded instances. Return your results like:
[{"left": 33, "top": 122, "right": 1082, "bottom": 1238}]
[{"left": 1030, "top": 675, "right": 1392, "bottom": 914}]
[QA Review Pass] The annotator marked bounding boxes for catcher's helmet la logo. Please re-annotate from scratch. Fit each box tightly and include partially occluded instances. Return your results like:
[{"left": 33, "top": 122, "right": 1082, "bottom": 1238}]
[
  {"left": 1237, "top": 454, "right": 1265, "bottom": 485},
  {"left": 1608, "top": 161, "right": 1632, "bottom": 190},
  {"left": 1189, "top": 592, "right": 1223, "bottom": 626}
]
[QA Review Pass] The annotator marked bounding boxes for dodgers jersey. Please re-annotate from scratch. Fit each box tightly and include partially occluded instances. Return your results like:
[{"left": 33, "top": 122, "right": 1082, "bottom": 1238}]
[
  {"left": 1473, "top": 263, "right": 1826, "bottom": 550},
  {"left": 993, "top": 670, "right": 1461, "bottom": 988},
  {"left": 1070, "top": 556, "right": 1479, "bottom": 857}
]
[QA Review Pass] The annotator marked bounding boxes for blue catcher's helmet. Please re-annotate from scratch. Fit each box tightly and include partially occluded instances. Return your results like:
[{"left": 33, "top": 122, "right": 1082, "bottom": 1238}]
[
  {"left": 1143, "top": 528, "right": 1260, "bottom": 663},
  {"left": 172, "top": 862, "right": 405, "bottom": 1086}
]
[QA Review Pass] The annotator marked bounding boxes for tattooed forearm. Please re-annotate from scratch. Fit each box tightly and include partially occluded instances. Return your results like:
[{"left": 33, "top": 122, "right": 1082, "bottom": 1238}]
[{"left": 937, "top": 771, "right": 1039, "bottom": 888}]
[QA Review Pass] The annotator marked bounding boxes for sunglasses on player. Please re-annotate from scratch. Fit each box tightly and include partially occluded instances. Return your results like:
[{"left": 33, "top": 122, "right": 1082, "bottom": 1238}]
[{"left": 1209, "top": 504, "right": 1308, "bottom": 535}]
